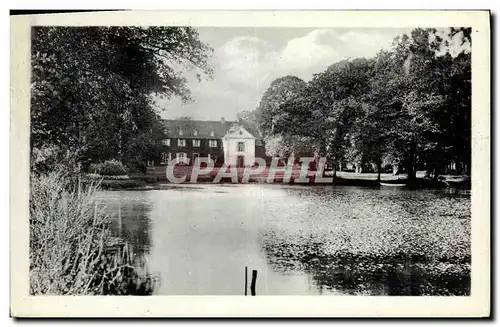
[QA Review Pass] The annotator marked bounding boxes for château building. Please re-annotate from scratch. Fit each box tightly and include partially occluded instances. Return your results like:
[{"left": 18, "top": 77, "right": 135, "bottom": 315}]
[{"left": 156, "top": 117, "right": 268, "bottom": 167}]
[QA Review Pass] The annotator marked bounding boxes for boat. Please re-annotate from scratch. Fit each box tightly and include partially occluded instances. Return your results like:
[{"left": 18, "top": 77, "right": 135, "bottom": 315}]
[{"left": 380, "top": 181, "right": 406, "bottom": 187}]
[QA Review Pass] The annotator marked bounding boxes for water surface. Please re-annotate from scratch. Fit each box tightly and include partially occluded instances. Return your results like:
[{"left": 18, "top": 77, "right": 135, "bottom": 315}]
[{"left": 97, "top": 184, "right": 470, "bottom": 295}]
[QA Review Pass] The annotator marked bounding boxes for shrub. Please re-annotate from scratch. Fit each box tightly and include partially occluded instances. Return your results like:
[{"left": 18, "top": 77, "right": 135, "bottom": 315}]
[
  {"left": 86, "top": 173, "right": 103, "bottom": 180},
  {"left": 101, "top": 175, "right": 130, "bottom": 180},
  {"left": 31, "top": 145, "right": 83, "bottom": 174},
  {"left": 126, "top": 159, "right": 148, "bottom": 174},
  {"left": 86, "top": 173, "right": 130, "bottom": 181},
  {"left": 98, "top": 160, "right": 128, "bottom": 176},
  {"left": 100, "top": 179, "right": 146, "bottom": 190},
  {"left": 88, "top": 163, "right": 100, "bottom": 174}
]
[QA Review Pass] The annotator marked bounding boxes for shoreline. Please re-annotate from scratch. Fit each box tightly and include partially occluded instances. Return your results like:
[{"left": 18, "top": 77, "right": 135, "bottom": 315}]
[
  {"left": 89, "top": 167, "right": 471, "bottom": 191},
  {"left": 98, "top": 174, "right": 470, "bottom": 191}
]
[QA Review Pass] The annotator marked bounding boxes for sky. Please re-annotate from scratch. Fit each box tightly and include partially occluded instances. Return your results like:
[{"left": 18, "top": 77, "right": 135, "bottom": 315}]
[{"left": 155, "top": 27, "right": 414, "bottom": 121}]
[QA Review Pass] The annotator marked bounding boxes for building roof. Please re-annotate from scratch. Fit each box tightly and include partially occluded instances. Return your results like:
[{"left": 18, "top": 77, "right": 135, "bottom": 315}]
[
  {"left": 163, "top": 118, "right": 237, "bottom": 139},
  {"left": 223, "top": 125, "right": 256, "bottom": 139},
  {"left": 162, "top": 118, "right": 266, "bottom": 147}
]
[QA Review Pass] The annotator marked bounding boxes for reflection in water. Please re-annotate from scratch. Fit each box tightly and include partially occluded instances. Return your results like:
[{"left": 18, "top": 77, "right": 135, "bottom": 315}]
[
  {"left": 105, "top": 200, "right": 152, "bottom": 256},
  {"left": 97, "top": 192, "right": 159, "bottom": 294},
  {"left": 97, "top": 184, "right": 470, "bottom": 295},
  {"left": 261, "top": 233, "right": 470, "bottom": 295},
  {"left": 259, "top": 186, "right": 470, "bottom": 295}
]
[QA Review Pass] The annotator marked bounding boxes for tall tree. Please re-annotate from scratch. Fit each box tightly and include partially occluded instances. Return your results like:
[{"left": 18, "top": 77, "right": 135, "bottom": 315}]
[
  {"left": 256, "top": 75, "right": 308, "bottom": 138},
  {"left": 236, "top": 110, "right": 262, "bottom": 139},
  {"left": 255, "top": 75, "right": 318, "bottom": 159},
  {"left": 31, "top": 26, "right": 213, "bottom": 171},
  {"left": 307, "top": 58, "right": 375, "bottom": 176},
  {"left": 379, "top": 28, "right": 470, "bottom": 181}
]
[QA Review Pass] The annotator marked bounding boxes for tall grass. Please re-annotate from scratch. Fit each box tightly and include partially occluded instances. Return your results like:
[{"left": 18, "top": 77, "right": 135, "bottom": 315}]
[{"left": 29, "top": 170, "right": 155, "bottom": 295}]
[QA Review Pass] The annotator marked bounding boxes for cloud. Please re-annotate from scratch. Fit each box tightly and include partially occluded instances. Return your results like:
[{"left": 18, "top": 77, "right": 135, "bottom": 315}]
[
  {"left": 218, "top": 36, "right": 277, "bottom": 86},
  {"left": 158, "top": 28, "right": 408, "bottom": 120},
  {"left": 218, "top": 29, "right": 401, "bottom": 88},
  {"left": 337, "top": 30, "right": 396, "bottom": 58},
  {"left": 449, "top": 30, "right": 471, "bottom": 56},
  {"left": 279, "top": 29, "right": 340, "bottom": 71}
]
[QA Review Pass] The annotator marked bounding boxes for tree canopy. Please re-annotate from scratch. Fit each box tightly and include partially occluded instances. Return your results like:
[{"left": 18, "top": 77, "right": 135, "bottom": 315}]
[
  {"left": 31, "top": 26, "right": 213, "bottom": 172},
  {"left": 253, "top": 28, "right": 471, "bottom": 181}
]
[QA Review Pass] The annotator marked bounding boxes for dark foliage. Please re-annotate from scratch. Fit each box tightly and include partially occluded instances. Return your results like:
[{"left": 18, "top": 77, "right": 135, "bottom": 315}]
[{"left": 31, "top": 26, "right": 213, "bottom": 171}]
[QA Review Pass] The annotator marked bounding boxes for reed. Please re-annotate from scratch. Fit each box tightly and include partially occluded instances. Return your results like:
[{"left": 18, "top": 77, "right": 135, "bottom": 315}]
[{"left": 29, "top": 170, "right": 155, "bottom": 295}]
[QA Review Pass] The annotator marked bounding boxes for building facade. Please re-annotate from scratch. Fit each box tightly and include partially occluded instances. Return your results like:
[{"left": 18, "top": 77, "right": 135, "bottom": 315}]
[
  {"left": 222, "top": 125, "right": 256, "bottom": 167},
  {"left": 156, "top": 118, "right": 261, "bottom": 167}
]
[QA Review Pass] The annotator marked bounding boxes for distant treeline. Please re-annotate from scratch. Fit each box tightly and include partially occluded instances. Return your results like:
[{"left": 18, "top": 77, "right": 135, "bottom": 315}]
[{"left": 238, "top": 28, "right": 471, "bottom": 181}]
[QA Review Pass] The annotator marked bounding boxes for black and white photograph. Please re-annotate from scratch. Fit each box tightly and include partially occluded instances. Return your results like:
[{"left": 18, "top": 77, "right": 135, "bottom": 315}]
[{"left": 10, "top": 10, "right": 490, "bottom": 317}]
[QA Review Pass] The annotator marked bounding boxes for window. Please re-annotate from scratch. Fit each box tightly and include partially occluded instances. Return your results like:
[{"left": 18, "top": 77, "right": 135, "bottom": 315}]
[
  {"left": 178, "top": 139, "right": 186, "bottom": 147},
  {"left": 210, "top": 131, "right": 215, "bottom": 137},
  {"left": 162, "top": 139, "right": 170, "bottom": 146},
  {"left": 237, "top": 141, "right": 245, "bottom": 152},
  {"left": 209, "top": 140, "right": 217, "bottom": 147},
  {"left": 160, "top": 152, "right": 168, "bottom": 165},
  {"left": 192, "top": 139, "right": 201, "bottom": 147},
  {"left": 176, "top": 152, "right": 187, "bottom": 163},
  {"left": 193, "top": 130, "right": 198, "bottom": 136},
  {"left": 179, "top": 129, "right": 183, "bottom": 136}
]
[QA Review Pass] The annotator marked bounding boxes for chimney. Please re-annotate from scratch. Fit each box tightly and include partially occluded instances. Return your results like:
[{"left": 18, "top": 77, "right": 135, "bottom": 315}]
[{"left": 221, "top": 116, "right": 225, "bottom": 125}]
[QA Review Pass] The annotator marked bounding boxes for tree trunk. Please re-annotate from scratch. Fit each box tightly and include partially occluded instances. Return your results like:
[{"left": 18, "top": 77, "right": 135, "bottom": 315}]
[
  {"left": 332, "top": 159, "right": 337, "bottom": 184},
  {"left": 392, "top": 164, "right": 399, "bottom": 176},
  {"left": 406, "top": 161, "right": 417, "bottom": 186},
  {"left": 433, "top": 165, "right": 440, "bottom": 181},
  {"left": 377, "top": 162, "right": 382, "bottom": 182},
  {"left": 465, "top": 154, "right": 471, "bottom": 175},
  {"left": 426, "top": 165, "right": 433, "bottom": 178}
]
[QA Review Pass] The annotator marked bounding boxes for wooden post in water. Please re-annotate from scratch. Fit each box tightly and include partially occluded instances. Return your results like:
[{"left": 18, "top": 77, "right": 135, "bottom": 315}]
[
  {"left": 118, "top": 202, "right": 122, "bottom": 237},
  {"left": 250, "top": 269, "right": 257, "bottom": 296},
  {"left": 244, "top": 266, "right": 248, "bottom": 296}
]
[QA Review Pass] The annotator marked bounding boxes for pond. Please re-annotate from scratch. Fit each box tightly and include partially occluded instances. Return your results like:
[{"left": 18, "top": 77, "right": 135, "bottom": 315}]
[{"left": 96, "top": 184, "right": 471, "bottom": 296}]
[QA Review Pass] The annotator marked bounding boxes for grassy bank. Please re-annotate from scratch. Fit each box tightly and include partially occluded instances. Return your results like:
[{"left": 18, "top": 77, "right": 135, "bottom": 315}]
[
  {"left": 100, "top": 179, "right": 147, "bottom": 190},
  {"left": 84, "top": 173, "right": 151, "bottom": 190},
  {"left": 29, "top": 171, "right": 156, "bottom": 295},
  {"left": 150, "top": 166, "right": 469, "bottom": 189}
]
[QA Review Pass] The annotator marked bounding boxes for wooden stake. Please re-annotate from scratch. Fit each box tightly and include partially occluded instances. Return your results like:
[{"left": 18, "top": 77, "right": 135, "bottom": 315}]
[
  {"left": 244, "top": 266, "right": 248, "bottom": 296},
  {"left": 250, "top": 270, "right": 257, "bottom": 296}
]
